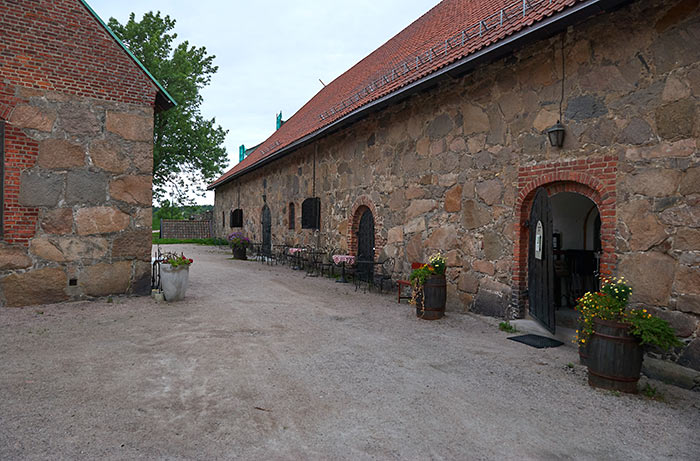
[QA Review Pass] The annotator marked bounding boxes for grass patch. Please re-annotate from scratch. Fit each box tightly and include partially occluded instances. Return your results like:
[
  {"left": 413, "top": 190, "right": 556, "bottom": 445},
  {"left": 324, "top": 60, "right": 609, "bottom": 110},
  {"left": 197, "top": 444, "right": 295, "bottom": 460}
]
[
  {"left": 498, "top": 321, "right": 517, "bottom": 333},
  {"left": 641, "top": 383, "right": 665, "bottom": 401},
  {"left": 152, "top": 237, "right": 228, "bottom": 246}
]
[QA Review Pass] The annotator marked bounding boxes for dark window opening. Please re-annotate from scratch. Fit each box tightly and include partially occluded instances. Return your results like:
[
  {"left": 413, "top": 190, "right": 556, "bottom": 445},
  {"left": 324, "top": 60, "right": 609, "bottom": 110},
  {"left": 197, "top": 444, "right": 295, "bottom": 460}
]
[
  {"left": 231, "top": 208, "right": 243, "bottom": 228},
  {"left": 301, "top": 197, "right": 320, "bottom": 229},
  {"left": 288, "top": 203, "right": 295, "bottom": 230},
  {"left": 222, "top": 211, "right": 225, "bottom": 228}
]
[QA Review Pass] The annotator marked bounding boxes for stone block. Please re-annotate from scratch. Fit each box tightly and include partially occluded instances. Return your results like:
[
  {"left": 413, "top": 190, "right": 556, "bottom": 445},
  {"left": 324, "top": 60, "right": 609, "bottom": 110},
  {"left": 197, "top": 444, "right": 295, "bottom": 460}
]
[
  {"left": 416, "top": 137, "right": 430, "bottom": 156},
  {"left": 30, "top": 238, "right": 64, "bottom": 262},
  {"left": 10, "top": 105, "right": 56, "bottom": 131},
  {"left": 57, "top": 103, "right": 101, "bottom": 135},
  {"left": 445, "top": 249, "right": 461, "bottom": 267},
  {"left": 38, "top": 139, "right": 85, "bottom": 169},
  {"left": 647, "top": 307, "right": 698, "bottom": 338},
  {"left": 135, "top": 207, "right": 152, "bottom": 228},
  {"left": 476, "top": 179, "right": 503, "bottom": 206},
  {"left": 425, "top": 226, "right": 457, "bottom": 250},
  {"left": 680, "top": 167, "right": 700, "bottom": 195},
  {"left": 662, "top": 76, "right": 691, "bottom": 102},
  {"left": 676, "top": 294, "right": 700, "bottom": 315},
  {"left": 564, "top": 94, "right": 607, "bottom": 121},
  {"left": 619, "top": 200, "right": 668, "bottom": 251},
  {"left": 106, "top": 112, "right": 153, "bottom": 141},
  {"left": 461, "top": 103, "right": 489, "bottom": 134},
  {"left": 619, "top": 252, "right": 675, "bottom": 306},
  {"left": 65, "top": 170, "right": 108, "bottom": 205},
  {"left": 112, "top": 230, "right": 153, "bottom": 260},
  {"left": 624, "top": 139, "right": 696, "bottom": 161},
  {"left": 109, "top": 176, "right": 151, "bottom": 205},
  {"left": 405, "top": 233, "right": 424, "bottom": 264},
  {"left": 482, "top": 231, "right": 503, "bottom": 260},
  {"left": 427, "top": 113, "right": 453, "bottom": 139},
  {"left": 458, "top": 271, "right": 479, "bottom": 293},
  {"left": 387, "top": 226, "right": 403, "bottom": 244},
  {"left": 473, "top": 279, "right": 511, "bottom": 318},
  {"left": 462, "top": 200, "right": 491, "bottom": 230},
  {"left": 405, "top": 199, "right": 437, "bottom": 219},
  {"left": 677, "top": 339, "right": 700, "bottom": 372},
  {"left": 90, "top": 139, "right": 130, "bottom": 173},
  {"left": 642, "top": 356, "right": 700, "bottom": 389},
  {"left": 1, "top": 267, "right": 68, "bottom": 307},
  {"left": 623, "top": 169, "right": 681, "bottom": 197},
  {"left": 75, "top": 206, "right": 130, "bottom": 235},
  {"left": 403, "top": 217, "right": 426, "bottom": 235},
  {"left": 618, "top": 118, "right": 654, "bottom": 145},
  {"left": 660, "top": 205, "right": 700, "bottom": 228},
  {"left": 81, "top": 261, "right": 131, "bottom": 297},
  {"left": 42, "top": 208, "right": 74, "bottom": 234},
  {"left": 19, "top": 170, "right": 63, "bottom": 207},
  {"left": 473, "top": 259, "right": 495, "bottom": 276},
  {"left": 131, "top": 142, "right": 153, "bottom": 173},
  {"left": 444, "top": 185, "right": 462, "bottom": 212},
  {"left": 0, "top": 243, "right": 32, "bottom": 270},
  {"left": 533, "top": 109, "right": 559, "bottom": 132},
  {"left": 674, "top": 228, "right": 700, "bottom": 251},
  {"left": 673, "top": 265, "right": 700, "bottom": 296},
  {"left": 405, "top": 187, "right": 425, "bottom": 200},
  {"left": 655, "top": 100, "right": 696, "bottom": 139},
  {"left": 132, "top": 261, "right": 152, "bottom": 295}
]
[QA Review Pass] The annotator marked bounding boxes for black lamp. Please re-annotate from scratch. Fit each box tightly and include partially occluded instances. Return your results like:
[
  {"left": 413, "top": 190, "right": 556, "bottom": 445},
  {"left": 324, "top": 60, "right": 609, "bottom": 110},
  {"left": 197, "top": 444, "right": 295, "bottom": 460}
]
[{"left": 547, "top": 121, "right": 566, "bottom": 148}]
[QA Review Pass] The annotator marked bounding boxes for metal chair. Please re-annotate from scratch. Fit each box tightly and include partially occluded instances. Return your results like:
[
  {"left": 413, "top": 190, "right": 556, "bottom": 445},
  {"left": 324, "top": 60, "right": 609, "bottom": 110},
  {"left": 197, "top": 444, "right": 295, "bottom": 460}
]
[{"left": 374, "top": 257, "right": 395, "bottom": 293}]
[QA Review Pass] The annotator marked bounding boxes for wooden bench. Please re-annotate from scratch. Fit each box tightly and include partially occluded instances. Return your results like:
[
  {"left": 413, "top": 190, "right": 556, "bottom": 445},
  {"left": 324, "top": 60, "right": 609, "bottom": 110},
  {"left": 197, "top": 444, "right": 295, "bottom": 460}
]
[{"left": 397, "top": 262, "right": 424, "bottom": 303}]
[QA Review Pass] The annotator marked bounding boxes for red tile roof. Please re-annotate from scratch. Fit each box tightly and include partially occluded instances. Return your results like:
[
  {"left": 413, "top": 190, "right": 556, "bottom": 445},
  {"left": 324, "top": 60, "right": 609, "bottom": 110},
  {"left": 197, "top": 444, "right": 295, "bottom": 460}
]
[{"left": 209, "top": 0, "right": 579, "bottom": 189}]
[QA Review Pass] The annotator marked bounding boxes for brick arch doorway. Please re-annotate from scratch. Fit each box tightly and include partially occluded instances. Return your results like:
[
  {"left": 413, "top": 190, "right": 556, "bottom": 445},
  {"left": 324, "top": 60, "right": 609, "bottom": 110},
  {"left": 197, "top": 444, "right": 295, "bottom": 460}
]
[{"left": 514, "top": 178, "right": 615, "bottom": 332}]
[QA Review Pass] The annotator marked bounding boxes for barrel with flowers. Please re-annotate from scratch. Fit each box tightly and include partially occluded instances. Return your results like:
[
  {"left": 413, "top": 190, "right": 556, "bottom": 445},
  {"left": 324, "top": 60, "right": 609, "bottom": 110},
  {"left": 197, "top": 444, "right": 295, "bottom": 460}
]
[
  {"left": 410, "top": 253, "right": 447, "bottom": 320},
  {"left": 575, "top": 277, "right": 681, "bottom": 393}
]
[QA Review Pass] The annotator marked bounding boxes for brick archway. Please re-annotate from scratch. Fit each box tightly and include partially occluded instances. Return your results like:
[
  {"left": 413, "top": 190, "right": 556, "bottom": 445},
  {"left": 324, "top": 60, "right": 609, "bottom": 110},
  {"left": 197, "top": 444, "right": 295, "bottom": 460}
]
[
  {"left": 347, "top": 195, "right": 384, "bottom": 258},
  {"left": 512, "top": 157, "right": 617, "bottom": 317}
]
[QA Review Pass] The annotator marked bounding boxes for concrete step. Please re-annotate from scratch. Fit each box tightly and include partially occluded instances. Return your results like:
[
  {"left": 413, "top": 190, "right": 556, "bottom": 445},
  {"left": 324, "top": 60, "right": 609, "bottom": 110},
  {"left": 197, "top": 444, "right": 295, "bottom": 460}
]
[{"left": 509, "top": 318, "right": 577, "bottom": 348}]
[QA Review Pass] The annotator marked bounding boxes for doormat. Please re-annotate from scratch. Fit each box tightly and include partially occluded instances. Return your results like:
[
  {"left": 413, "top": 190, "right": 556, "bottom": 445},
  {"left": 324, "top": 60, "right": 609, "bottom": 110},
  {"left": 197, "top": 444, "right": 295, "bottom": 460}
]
[{"left": 507, "top": 334, "right": 564, "bottom": 349}]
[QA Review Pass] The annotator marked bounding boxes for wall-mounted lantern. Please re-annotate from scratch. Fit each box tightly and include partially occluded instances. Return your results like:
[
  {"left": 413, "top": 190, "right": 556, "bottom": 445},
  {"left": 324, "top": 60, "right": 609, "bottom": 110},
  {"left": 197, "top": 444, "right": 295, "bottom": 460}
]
[{"left": 547, "top": 121, "right": 565, "bottom": 148}]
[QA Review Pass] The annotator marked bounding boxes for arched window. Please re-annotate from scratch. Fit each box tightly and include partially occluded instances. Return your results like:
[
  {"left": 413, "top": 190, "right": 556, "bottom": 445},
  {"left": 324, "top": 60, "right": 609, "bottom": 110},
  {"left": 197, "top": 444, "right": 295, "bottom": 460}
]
[
  {"left": 231, "top": 209, "right": 243, "bottom": 228},
  {"left": 288, "top": 202, "right": 295, "bottom": 230}
]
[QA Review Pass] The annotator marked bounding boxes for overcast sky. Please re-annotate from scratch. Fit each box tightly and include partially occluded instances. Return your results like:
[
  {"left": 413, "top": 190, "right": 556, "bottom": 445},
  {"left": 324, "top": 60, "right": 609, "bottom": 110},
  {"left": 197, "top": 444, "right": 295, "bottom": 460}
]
[{"left": 87, "top": 0, "right": 438, "bottom": 204}]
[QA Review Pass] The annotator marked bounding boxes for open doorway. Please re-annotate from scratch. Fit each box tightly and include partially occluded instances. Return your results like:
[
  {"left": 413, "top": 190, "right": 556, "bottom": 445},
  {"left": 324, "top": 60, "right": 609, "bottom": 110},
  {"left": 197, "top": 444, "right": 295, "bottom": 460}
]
[{"left": 551, "top": 192, "right": 601, "bottom": 324}]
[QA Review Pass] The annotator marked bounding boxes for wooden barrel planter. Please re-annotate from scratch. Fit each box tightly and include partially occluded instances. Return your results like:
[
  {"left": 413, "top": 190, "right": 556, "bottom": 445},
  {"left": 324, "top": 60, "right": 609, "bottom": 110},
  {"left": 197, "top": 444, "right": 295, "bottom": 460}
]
[
  {"left": 416, "top": 274, "right": 446, "bottom": 320},
  {"left": 587, "top": 318, "right": 642, "bottom": 394},
  {"left": 232, "top": 246, "right": 247, "bottom": 260},
  {"left": 578, "top": 342, "right": 590, "bottom": 367}
]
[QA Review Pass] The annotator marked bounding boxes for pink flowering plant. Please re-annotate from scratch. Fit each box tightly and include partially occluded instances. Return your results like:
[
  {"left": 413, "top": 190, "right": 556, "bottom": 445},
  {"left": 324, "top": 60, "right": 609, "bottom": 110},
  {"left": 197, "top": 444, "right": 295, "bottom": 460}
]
[{"left": 575, "top": 276, "right": 681, "bottom": 350}]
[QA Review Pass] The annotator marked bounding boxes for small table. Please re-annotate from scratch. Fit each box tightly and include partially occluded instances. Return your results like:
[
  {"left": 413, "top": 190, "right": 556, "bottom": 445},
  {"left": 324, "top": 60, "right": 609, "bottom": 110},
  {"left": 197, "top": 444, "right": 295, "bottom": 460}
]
[{"left": 333, "top": 255, "right": 355, "bottom": 283}]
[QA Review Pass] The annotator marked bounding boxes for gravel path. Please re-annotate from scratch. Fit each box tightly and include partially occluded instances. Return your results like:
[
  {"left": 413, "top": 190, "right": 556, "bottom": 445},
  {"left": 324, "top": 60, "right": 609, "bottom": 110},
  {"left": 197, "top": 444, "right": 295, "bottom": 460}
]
[{"left": 1, "top": 244, "right": 698, "bottom": 460}]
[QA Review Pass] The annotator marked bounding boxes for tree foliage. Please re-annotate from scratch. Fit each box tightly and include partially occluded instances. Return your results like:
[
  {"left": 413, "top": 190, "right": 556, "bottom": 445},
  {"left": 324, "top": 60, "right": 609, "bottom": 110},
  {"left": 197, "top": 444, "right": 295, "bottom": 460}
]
[{"left": 108, "top": 12, "right": 228, "bottom": 202}]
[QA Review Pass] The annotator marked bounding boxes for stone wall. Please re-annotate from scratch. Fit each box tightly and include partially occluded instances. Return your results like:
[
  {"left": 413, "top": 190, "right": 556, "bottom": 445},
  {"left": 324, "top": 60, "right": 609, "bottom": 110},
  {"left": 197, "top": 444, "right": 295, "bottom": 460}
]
[
  {"left": 213, "top": 0, "right": 700, "bottom": 369},
  {"left": 0, "top": 89, "right": 154, "bottom": 306}
]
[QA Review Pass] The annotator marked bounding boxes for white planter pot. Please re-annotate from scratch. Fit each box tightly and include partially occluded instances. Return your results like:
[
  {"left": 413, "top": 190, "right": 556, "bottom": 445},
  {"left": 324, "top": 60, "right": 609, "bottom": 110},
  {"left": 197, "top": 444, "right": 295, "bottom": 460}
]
[{"left": 160, "top": 264, "right": 189, "bottom": 302}]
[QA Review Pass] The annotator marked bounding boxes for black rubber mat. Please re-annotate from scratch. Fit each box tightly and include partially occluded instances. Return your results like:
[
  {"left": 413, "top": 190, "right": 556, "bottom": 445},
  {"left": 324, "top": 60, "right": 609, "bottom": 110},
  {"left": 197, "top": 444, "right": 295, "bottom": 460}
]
[{"left": 507, "top": 334, "right": 564, "bottom": 349}]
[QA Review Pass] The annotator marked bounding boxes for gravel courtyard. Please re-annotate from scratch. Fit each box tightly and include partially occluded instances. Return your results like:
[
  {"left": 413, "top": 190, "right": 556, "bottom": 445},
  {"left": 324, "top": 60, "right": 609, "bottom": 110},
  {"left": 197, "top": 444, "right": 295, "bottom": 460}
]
[{"left": 1, "top": 244, "right": 698, "bottom": 460}]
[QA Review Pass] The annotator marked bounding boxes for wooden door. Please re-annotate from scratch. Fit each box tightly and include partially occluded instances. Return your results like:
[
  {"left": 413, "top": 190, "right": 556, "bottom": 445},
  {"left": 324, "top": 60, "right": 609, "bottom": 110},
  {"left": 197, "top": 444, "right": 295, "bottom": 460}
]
[
  {"left": 528, "top": 188, "right": 555, "bottom": 333},
  {"left": 357, "top": 209, "right": 375, "bottom": 282},
  {"left": 261, "top": 205, "right": 271, "bottom": 257}
]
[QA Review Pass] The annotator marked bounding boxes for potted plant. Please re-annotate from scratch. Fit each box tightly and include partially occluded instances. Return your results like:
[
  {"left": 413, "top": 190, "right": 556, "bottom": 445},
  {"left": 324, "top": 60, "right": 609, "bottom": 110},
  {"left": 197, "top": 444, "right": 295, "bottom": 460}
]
[
  {"left": 575, "top": 277, "right": 681, "bottom": 394},
  {"left": 410, "top": 253, "right": 447, "bottom": 320},
  {"left": 227, "top": 231, "right": 250, "bottom": 260},
  {"left": 160, "top": 252, "right": 193, "bottom": 302}
]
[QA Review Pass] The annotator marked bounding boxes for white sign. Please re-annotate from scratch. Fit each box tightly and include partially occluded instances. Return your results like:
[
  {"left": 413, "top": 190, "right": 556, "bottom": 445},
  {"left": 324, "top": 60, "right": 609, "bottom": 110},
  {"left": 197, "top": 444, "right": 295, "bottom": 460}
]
[{"left": 535, "top": 220, "right": 543, "bottom": 260}]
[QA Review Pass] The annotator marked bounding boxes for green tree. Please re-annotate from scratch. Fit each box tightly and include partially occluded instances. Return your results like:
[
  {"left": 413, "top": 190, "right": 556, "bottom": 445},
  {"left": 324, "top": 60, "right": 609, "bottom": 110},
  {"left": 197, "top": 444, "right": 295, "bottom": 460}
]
[{"left": 108, "top": 12, "right": 228, "bottom": 202}]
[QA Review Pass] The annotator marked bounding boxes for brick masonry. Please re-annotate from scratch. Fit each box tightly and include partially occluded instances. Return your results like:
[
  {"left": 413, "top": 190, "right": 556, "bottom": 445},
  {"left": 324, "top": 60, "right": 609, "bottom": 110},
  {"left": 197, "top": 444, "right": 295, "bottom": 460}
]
[
  {"left": 213, "top": 0, "right": 700, "bottom": 370},
  {"left": 160, "top": 220, "right": 213, "bottom": 240},
  {"left": 0, "top": 0, "right": 159, "bottom": 307}
]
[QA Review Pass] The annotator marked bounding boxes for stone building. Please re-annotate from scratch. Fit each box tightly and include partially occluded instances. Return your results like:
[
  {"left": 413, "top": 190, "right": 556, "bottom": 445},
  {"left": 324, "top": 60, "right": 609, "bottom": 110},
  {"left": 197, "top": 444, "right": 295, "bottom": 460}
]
[
  {"left": 210, "top": 0, "right": 699, "bottom": 370},
  {"left": 0, "top": 0, "right": 174, "bottom": 306}
]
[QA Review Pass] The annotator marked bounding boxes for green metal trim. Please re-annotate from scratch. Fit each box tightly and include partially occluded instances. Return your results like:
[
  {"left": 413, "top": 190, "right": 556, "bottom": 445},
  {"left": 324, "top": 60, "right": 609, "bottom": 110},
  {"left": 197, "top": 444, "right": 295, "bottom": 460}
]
[{"left": 79, "top": 0, "right": 177, "bottom": 109}]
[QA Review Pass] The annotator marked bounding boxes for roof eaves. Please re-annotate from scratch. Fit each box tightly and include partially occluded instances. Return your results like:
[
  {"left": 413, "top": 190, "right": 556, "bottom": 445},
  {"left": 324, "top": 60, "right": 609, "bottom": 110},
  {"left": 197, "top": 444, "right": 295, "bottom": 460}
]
[
  {"left": 208, "top": 0, "right": 624, "bottom": 190},
  {"left": 79, "top": 0, "right": 177, "bottom": 111}
]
